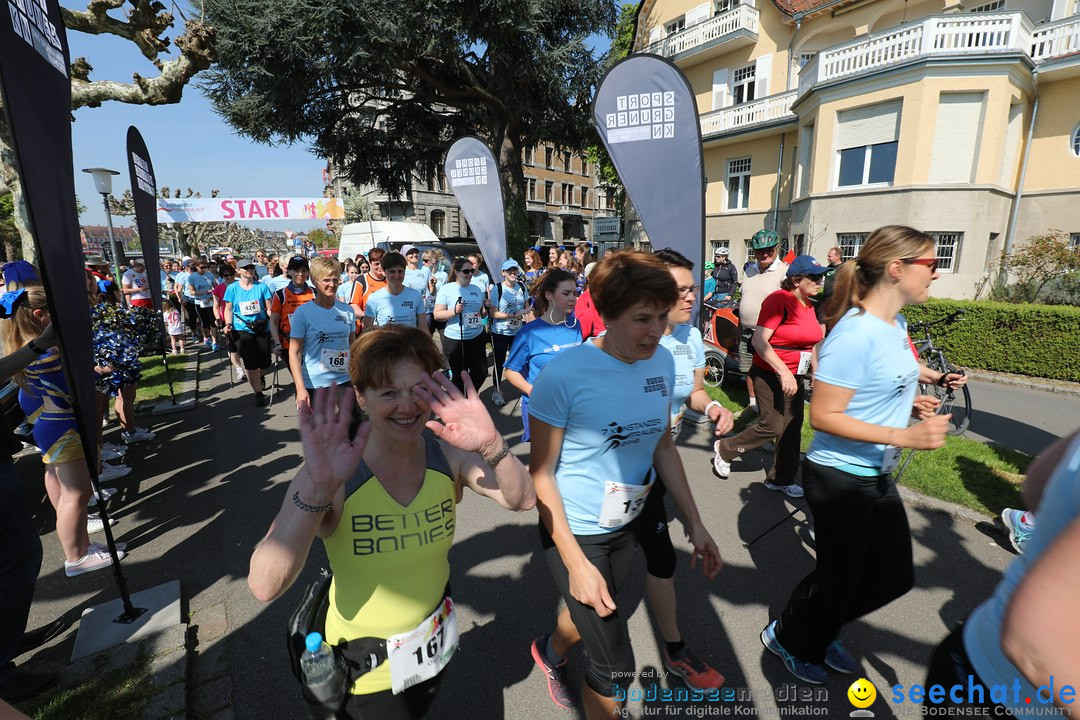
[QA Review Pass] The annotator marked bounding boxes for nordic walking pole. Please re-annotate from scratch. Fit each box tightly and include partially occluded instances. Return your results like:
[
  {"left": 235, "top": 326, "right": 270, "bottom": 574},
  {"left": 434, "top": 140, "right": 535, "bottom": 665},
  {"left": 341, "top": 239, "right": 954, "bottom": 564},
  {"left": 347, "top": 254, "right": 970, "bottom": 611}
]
[{"left": 456, "top": 297, "right": 466, "bottom": 393}]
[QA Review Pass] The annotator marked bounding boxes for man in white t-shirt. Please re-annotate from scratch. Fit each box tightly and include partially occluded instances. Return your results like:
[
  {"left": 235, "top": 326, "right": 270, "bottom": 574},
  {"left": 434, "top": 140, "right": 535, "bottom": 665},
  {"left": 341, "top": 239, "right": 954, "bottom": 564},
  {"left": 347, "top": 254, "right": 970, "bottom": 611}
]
[
  {"left": 121, "top": 258, "right": 153, "bottom": 309},
  {"left": 738, "top": 230, "right": 789, "bottom": 411}
]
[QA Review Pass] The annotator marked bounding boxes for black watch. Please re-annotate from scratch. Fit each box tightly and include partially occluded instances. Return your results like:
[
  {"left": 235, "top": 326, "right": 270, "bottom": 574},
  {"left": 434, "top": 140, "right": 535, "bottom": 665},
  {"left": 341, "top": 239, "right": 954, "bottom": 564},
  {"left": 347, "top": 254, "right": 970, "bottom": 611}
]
[{"left": 26, "top": 339, "right": 48, "bottom": 355}]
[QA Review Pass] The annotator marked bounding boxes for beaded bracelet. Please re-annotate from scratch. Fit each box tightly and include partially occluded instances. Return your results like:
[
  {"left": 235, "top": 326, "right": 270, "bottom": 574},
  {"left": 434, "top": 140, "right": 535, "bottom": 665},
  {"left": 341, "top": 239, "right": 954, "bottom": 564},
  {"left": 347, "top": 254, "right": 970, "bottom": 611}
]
[{"left": 292, "top": 490, "right": 333, "bottom": 514}]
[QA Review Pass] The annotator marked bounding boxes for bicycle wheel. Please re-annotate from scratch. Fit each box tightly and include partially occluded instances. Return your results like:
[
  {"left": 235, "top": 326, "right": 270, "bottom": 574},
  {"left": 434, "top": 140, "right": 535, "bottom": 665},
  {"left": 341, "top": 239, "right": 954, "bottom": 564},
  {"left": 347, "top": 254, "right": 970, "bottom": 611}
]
[
  {"left": 926, "top": 362, "right": 972, "bottom": 435},
  {"left": 704, "top": 349, "right": 726, "bottom": 388}
]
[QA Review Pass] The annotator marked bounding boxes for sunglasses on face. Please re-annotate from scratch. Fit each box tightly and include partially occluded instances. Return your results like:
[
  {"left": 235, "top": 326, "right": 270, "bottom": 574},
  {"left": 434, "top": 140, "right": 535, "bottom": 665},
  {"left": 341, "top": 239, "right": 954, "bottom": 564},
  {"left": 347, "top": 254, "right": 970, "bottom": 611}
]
[
  {"left": 902, "top": 257, "right": 939, "bottom": 272},
  {"left": 460, "top": 269, "right": 475, "bottom": 275}
]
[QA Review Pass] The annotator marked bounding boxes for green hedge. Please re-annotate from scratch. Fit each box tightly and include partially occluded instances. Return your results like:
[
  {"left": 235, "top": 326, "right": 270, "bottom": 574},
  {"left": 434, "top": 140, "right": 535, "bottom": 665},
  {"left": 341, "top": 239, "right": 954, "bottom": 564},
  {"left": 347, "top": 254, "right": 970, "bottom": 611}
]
[{"left": 904, "top": 299, "right": 1080, "bottom": 382}]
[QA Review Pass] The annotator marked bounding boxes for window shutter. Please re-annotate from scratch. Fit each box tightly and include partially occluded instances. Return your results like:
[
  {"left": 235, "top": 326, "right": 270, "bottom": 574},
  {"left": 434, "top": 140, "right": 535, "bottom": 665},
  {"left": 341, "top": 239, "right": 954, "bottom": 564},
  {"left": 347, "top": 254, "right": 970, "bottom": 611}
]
[
  {"left": 837, "top": 100, "right": 902, "bottom": 149},
  {"left": 712, "top": 69, "right": 730, "bottom": 110},
  {"left": 648, "top": 26, "right": 662, "bottom": 45},
  {"left": 928, "top": 93, "right": 984, "bottom": 184},
  {"left": 754, "top": 54, "right": 772, "bottom": 97},
  {"left": 686, "top": 2, "right": 711, "bottom": 24}
]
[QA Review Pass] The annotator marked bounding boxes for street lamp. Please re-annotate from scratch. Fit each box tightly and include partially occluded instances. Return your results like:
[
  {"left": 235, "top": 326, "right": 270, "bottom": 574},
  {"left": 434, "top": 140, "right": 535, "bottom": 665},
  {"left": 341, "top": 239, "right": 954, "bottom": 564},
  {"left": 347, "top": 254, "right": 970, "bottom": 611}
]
[{"left": 82, "top": 167, "right": 123, "bottom": 287}]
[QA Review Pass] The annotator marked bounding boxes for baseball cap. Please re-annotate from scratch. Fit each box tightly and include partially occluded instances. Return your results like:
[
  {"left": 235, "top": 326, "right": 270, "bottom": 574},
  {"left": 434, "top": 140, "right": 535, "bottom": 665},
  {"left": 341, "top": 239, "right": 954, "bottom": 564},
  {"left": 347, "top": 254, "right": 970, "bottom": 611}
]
[
  {"left": 786, "top": 255, "right": 826, "bottom": 277},
  {"left": 401, "top": 244, "right": 419, "bottom": 256},
  {"left": 236, "top": 256, "right": 257, "bottom": 269},
  {"left": 501, "top": 259, "right": 522, "bottom": 272},
  {"left": 84, "top": 254, "right": 106, "bottom": 266},
  {"left": 131, "top": 257, "right": 145, "bottom": 266},
  {"left": 181, "top": 255, "right": 192, "bottom": 263},
  {"left": 287, "top": 256, "right": 309, "bottom": 271}
]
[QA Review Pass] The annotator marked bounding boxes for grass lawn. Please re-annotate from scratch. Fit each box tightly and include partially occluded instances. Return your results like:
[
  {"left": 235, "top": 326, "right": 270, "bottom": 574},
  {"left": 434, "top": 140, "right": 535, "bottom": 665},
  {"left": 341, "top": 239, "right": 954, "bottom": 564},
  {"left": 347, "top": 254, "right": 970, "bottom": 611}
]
[
  {"left": 704, "top": 381, "right": 1030, "bottom": 517},
  {"left": 20, "top": 655, "right": 153, "bottom": 720},
  {"left": 134, "top": 352, "right": 197, "bottom": 405}
]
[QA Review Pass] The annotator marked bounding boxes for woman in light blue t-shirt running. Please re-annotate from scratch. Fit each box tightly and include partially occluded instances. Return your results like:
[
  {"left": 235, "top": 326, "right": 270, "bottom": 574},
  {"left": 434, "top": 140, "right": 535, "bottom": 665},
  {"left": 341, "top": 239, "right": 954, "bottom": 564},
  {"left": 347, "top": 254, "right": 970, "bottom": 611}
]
[{"left": 763, "top": 225, "right": 968, "bottom": 686}]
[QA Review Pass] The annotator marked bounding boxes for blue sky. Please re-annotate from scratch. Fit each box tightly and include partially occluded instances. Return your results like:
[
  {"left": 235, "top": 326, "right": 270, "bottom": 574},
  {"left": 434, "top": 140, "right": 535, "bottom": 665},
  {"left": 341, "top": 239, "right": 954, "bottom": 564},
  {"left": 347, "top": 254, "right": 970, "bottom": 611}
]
[{"left": 67, "top": 8, "right": 610, "bottom": 233}]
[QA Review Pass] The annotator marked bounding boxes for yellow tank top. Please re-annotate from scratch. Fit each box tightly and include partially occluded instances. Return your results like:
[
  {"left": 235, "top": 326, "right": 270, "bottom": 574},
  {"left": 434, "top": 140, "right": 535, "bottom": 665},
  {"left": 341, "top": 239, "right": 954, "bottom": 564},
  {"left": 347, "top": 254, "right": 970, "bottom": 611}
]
[{"left": 322, "top": 433, "right": 456, "bottom": 695}]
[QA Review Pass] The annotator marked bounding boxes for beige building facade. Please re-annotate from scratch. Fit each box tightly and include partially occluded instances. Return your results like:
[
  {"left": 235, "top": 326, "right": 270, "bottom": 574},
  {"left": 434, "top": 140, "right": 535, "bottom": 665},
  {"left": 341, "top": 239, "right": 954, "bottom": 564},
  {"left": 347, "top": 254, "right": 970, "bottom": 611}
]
[{"left": 634, "top": 0, "right": 1080, "bottom": 297}]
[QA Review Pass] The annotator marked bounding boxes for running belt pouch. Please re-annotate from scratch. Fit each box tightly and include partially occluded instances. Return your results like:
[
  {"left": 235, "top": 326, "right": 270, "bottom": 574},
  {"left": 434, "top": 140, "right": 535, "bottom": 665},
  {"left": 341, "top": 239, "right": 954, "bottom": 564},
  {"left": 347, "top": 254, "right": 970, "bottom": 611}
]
[{"left": 287, "top": 571, "right": 348, "bottom": 719}]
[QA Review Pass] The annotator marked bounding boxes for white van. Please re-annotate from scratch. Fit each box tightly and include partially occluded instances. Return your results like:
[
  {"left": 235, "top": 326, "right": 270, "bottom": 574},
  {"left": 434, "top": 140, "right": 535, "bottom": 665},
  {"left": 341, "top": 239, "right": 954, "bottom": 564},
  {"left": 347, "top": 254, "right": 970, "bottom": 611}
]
[{"left": 338, "top": 221, "right": 441, "bottom": 260}]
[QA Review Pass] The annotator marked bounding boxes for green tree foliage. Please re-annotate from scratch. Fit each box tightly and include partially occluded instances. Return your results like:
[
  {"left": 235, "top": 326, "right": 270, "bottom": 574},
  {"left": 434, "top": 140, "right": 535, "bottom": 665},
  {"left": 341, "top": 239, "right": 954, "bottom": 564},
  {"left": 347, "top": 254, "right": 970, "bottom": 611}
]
[
  {"left": 343, "top": 194, "right": 373, "bottom": 224},
  {"left": 984, "top": 230, "right": 1080, "bottom": 304},
  {"left": 202, "top": 0, "right": 617, "bottom": 260},
  {"left": 0, "top": 194, "right": 20, "bottom": 262},
  {"left": 307, "top": 228, "right": 336, "bottom": 250}
]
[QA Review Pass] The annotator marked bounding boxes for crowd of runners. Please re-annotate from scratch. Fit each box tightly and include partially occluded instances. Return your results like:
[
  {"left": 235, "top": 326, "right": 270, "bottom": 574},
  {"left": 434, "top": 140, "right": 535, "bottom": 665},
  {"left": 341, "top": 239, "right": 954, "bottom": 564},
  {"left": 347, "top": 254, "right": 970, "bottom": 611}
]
[{"left": 1, "top": 228, "right": 1076, "bottom": 720}]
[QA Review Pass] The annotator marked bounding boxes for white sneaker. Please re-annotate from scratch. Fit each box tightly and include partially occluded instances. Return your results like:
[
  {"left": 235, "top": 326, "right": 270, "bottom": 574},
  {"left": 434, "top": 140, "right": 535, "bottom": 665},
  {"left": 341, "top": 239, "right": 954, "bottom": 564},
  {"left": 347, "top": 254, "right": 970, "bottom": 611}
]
[
  {"left": 235, "top": 366, "right": 245, "bottom": 381},
  {"left": 65, "top": 546, "right": 125, "bottom": 577},
  {"left": 99, "top": 463, "right": 132, "bottom": 483},
  {"left": 87, "top": 487, "right": 118, "bottom": 507},
  {"left": 712, "top": 441, "right": 731, "bottom": 479},
  {"left": 87, "top": 514, "right": 118, "bottom": 534},
  {"left": 491, "top": 391, "right": 506, "bottom": 407},
  {"left": 120, "top": 427, "right": 155, "bottom": 443},
  {"left": 765, "top": 482, "right": 805, "bottom": 498}
]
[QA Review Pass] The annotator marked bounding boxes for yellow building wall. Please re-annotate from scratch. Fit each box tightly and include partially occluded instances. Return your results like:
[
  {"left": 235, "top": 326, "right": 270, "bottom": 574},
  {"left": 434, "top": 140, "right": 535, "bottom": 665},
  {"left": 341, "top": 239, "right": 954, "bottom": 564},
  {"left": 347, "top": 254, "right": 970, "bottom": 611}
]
[
  {"left": 1022, "top": 75, "right": 1080, "bottom": 192},
  {"left": 704, "top": 135, "right": 787, "bottom": 214}
]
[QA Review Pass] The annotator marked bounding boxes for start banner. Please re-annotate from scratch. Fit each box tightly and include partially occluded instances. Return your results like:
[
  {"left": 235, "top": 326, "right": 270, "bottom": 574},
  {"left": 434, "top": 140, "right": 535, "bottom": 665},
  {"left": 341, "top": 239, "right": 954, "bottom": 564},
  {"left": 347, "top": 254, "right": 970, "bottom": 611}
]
[{"left": 157, "top": 197, "right": 345, "bottom": 223}]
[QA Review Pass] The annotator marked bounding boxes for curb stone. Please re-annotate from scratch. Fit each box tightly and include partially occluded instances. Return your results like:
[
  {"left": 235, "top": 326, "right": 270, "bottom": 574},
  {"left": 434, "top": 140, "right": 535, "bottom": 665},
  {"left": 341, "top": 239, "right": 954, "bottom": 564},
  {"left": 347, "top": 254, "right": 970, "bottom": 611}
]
[{"left": 964, "top": 368, "right": 1080, "bottom": 397}]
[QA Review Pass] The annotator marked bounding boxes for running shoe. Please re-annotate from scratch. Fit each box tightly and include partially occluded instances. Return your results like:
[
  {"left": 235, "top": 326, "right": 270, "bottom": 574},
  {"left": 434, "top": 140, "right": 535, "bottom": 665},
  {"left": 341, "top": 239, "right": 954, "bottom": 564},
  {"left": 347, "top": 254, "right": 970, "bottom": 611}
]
[
  {"left": 824, "top": 639, "right": 859, "bottom": 674},
  {"left": 255, "top": 392, "right": 270, "bottom": 407},
  {"left": 99, "top": 463, "right": 132, "bottom": 483},
  {"left": 101, "top": 445, "right": 126, "bottom": 461},
  {"left": 121, "top": 427, "right": 155, "bottom": 443},
  {"left": 760, "top": 621, "right": 828, "bottom": 685},
  {"left": 65, "top": 545, "right": 126, "bottom": 577},
  {"left": 1001, "top": 508, "right": 1032, "bottom": 554},
  {"left": 712, "top": 441, "right": 731, "bottom": 479},
  {"left": 491, "top": 390, "right": 506, "bottom": 407},
  {"left": 87, "top": 487, "right": 118, "bottom": 507},
  {"left": 745, "top": 401, "right": 758, "bottom": 415},
  {"left": 87, "top": 514, "right": 118, "bottom": 534},
  {"left": 664, "top": 645, "right": 726, "bottom": 690},
  {"left": 211, "top": 343, "right": 220, "bottom": 352},
  {"left": 764, "top": 482, "right": 805, "bottom": 498},
  {"left": 204, "top": 338, "right": 212, "bottom": 349},
  {"left": 529, "top": 636, "right": 573, "bottom": 710},
  {"left": 235, "top": 366, "right": 246, "bottom": 381}
]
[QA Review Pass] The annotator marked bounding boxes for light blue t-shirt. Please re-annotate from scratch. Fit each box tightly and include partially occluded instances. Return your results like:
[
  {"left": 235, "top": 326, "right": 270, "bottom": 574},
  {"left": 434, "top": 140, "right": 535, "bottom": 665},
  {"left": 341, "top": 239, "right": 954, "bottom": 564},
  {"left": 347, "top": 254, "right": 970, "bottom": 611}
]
[
  {"left": 223, "top": 281, "right": 273, "bottom": 333},
  {"left": 186, "top": 271, "right": 214, "bottom": 304},
  {"left": 806, "top": 309, "right": 919, "bottom": 470},
  {"left": 490, "top": 282, "right": 528, "bottom": 336},
  {"left": 289, "top": 300, "right": 355, "bottom": 388},
  {"left": 262, "top": 274, "right": 290, "bottom": 294},
  {"left": 430, "top": 271, "right": 448, "bottom": 312},
  {"left": 659, "top": 324, "right": 706, "bottom": 429},
  {"left": 504, "top": 317, "right": 582, "bottom": 387},
  {"left": 404, "top": 266, "right": 431, "bottom": 296},
  {"left": 435, "top": 282, "right": 486, "bottom": 340},
  {"left": 470, "top": 272, "right": 491, "bottom": 295},
  {"left": 364, "top": 286, "right": 425, "bottom": 328},
  {"left": 174, "top": 271, "right": 191, "bottom": 299},
  {"left": 965, "top": 433, "right": 1080, "bottom": 716},
  {"left": 528, "top": 340, "right": 675, "bottom": 536},
  {"left": 336, "top": 279, "right": 357, "bottom": 304}
]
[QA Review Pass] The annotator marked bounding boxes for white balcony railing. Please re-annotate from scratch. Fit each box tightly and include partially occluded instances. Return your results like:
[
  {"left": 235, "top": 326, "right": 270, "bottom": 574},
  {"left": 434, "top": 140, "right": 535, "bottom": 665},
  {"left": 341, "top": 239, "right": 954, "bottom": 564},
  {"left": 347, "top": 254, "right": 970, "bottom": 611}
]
[
  {"left": 799, "top": 12, "right": 1037, "bottom": 96},
  {"left": 645, "top": 5, "right": 759, "bottom": 59},
  {"left": 700, "top": 90, "right": 798, "bottom": 137},
  {"left": 1031, "top": 15, "right": 1080, "bottom": 61}
]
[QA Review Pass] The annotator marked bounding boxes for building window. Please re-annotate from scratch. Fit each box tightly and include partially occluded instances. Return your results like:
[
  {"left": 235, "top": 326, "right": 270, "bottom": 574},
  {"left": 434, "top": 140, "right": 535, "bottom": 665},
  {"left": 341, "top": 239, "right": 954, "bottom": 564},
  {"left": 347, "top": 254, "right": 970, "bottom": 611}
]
[
  {"left": 1070, "top": 233, "right": 1080, "bottom": 249},
  {"left": 544, "top": 181, "right": 553, "bottom": 204},
  {"left": 524, "top": 147, "right": 534, "bottom": 166},
  {"left": 527, "top": 178, "right": 537, "bottom": 201},
  {"left": 1072, "top": 124, "right": 1080, "bottom": 157},
  {"left": 726, "top": 157, "right": 751, "bottom": 211},
  {"left": 580, "top": 186, "right": 589, "bottom": 208},
  {"left": 581, "top": 158, "right": 589, "bottom": 176},
  {"left": 430, "top": 210, "right": 446, "bottom": 237},
  {"left": 969, "top": 0, "right": 1004, "bottom": 11},
  {"left": 836, "top": 100, "right": 902, "bottom": 188},
  {"left": 665, "top": 16, "right": 686, "bottom": 35},
  {"left": 798, "top": 52, "right": 817, "bottom": 68},
  {"left": 563, "top": 152, "right": 571, "bottom": 173},
  {"left": 931, "top": 232, "right": 962, "bottom": 273},
  {"left": 837, "top": 233, "right": 867, "bottom": 260},
  {"left": 710, "top": 240, "right": 731, "bottom": 256},
  {"left": 561, "top": 183, "right": 572, "bottom": 205},
  {"left": 545, "top": 147, "right": 554, "bottom": 169},
  {"left": 715, "top": 0, "right": 737, "bottom": 13},
  {"left": 733, "top": 64, "right": 756, "bottom": 105}
]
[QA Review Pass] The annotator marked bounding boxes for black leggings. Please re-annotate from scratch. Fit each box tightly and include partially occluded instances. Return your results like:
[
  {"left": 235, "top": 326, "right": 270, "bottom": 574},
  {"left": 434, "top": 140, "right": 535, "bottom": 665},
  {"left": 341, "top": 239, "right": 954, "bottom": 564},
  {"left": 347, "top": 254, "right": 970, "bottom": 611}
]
[
  {"left": 539, "top": 521, "right": 637, "bottom": 697},
  {"left": 491, "top": 332, "right": 515, "bottom": 385},
  {"left": 636, "top": 478, "right": 676, "bottom": 579},
  {"left": 339, "top": 675, "right": 440, "bottom": 720},
  {"left": 776, "top": 459, "right": 914, "bottom": 664},
  {"left": 441, "top": 334, "right": 487, "bottom": 396}
]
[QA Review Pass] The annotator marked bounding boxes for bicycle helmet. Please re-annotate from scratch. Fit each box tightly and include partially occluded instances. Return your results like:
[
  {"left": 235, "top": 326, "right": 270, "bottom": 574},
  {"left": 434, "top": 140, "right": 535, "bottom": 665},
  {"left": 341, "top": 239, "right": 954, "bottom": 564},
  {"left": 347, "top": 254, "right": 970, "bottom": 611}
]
[{"left": 750, "top": 229, "right": 779, "bottom": 250}]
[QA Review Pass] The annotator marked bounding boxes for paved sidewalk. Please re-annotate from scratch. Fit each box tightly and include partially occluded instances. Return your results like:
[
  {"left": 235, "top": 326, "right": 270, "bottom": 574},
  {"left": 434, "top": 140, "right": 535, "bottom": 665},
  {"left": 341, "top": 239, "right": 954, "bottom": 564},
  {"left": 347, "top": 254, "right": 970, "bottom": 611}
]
[{"left": 12, "top": 351, "right": 1036, "bottom": 719}]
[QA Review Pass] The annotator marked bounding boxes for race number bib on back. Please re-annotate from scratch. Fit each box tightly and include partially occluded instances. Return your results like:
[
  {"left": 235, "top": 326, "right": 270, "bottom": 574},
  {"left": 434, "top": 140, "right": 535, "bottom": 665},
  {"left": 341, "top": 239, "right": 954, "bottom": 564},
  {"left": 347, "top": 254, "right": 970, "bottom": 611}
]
[
  {"left": 320, "top": 348, "right": 349, "bottom": 372},
  {"left": 238, "top": 300, "right": 260, "bottom": 316},
  {"left": 598, "top": 475, "right": 655, "bottom": 529},
  {"left": 387, "top": 597, "right": 458, "bottom": 695}
]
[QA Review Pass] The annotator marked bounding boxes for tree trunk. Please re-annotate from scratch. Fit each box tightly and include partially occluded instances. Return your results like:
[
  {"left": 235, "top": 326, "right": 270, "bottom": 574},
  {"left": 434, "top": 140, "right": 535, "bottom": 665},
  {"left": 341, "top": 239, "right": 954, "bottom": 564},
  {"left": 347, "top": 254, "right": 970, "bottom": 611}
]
[
  {"left": 0, "top": 107, "right": 38, "bottom": 264},
  {"left": 495, "top": 129, "right": 529, "bottom": 264}
]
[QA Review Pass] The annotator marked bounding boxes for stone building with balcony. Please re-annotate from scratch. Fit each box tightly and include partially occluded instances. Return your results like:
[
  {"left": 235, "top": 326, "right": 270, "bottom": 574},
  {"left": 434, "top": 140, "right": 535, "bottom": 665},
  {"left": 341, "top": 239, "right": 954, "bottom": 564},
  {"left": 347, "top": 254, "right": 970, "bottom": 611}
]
[{"left": 634, "top": 0, "right": 1080, "bottom": 297}]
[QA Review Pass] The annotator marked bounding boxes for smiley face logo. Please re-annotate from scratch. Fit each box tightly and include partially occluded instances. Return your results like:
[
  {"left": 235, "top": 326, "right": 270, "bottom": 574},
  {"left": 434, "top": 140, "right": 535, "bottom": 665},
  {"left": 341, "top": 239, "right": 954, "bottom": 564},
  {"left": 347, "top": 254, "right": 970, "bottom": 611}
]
[{"left": 848, "top": 678, "right": 877, "bottom": 709}]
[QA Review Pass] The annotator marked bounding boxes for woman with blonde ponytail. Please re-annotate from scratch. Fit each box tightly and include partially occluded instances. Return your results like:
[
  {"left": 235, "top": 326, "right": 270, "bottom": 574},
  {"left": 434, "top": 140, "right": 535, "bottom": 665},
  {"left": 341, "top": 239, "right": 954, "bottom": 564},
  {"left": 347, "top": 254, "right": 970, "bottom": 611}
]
[
  {"left": 1, "top": 278, "right": 126, "bottom": 578},
  {"left": 761, "top": 226, "right": 967, "bottom": 684}
]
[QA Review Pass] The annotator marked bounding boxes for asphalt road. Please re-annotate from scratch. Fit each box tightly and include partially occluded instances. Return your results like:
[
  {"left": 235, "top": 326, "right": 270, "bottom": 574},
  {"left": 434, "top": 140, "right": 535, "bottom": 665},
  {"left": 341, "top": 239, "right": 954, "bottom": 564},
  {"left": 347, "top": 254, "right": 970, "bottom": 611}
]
[{"left": 15, "top": 354, "right": 1077, "bottom": 720}]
